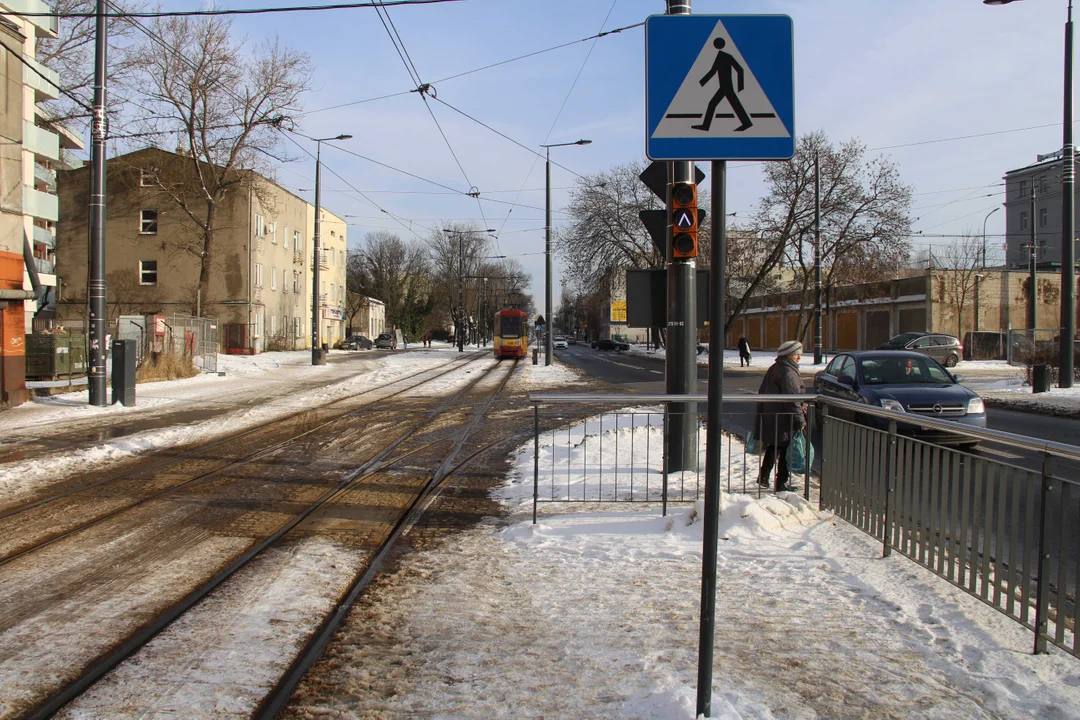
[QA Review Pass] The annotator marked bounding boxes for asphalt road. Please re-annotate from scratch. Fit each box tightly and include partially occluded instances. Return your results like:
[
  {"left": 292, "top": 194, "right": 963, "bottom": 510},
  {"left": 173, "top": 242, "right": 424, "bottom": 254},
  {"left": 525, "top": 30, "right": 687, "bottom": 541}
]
[{"left": 554, "top": 344, "right": 1080, "bottom": 449}]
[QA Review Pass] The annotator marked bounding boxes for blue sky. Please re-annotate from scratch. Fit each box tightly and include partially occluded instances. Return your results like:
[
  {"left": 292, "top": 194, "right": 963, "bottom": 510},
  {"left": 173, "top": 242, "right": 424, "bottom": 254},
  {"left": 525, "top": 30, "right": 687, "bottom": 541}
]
[{"left": 197, "top": 0, "right": 1072, "bottom": 310}]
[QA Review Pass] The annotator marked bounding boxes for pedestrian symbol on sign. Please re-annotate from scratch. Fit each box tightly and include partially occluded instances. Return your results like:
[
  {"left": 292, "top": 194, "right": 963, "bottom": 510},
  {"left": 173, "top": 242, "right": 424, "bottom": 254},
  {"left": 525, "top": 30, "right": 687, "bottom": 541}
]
[{"left": 691, "top": 38, "right": 751, "bottom": 133}]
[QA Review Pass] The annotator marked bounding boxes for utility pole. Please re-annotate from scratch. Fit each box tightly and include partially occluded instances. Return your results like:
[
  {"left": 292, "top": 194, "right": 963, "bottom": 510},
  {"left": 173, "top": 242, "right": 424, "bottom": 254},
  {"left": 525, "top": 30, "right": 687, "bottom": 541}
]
[
  {"left": 1030, "top": 179, "right": 1039, "bottom": 331},
  {"left": 665, "top": 0, "right": 697, "bottom": 473},
  {"left": 310, "top": 134, "right": 351, "bottom": 366},
  {"left": 1061, "top": 0, "right": 1075, "bottom": 387},
  {"left": 813, "top": 151, "right": 823, "bottom": 365},
  {"left": 87, "top": 0, "right": 108, "bottom": 406},
  {"left": 458, "top": 235, "right": 464, "bottom": 352},
  {"left": 981, "top": 207, "right": 1000, "bottom": 269}
]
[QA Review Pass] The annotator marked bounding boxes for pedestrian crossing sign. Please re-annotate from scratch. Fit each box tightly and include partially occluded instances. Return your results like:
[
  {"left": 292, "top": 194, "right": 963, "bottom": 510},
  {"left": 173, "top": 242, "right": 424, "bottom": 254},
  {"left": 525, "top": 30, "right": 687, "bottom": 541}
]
[{"left": 645, "top": 14, "right": 794, "bottom": 161}]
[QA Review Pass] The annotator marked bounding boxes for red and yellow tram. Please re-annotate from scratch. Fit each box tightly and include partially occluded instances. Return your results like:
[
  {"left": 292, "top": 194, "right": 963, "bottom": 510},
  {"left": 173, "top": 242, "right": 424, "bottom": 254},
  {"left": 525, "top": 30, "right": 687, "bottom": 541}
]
[{"left": 493, "top": 309, "right": 528, "bottom": 359}]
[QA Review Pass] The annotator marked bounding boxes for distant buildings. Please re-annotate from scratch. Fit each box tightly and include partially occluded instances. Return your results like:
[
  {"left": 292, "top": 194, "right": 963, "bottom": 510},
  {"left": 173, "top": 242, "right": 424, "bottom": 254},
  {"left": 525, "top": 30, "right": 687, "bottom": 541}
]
[
  {"left": 56, "top": 147, "right": 348, "bottom": 353},
  {"left": 1002, "top": 151, "right": 1080, "bottom": 269},
  {"left": 0, "top": 1, "right": 85, "bottom": 331}
]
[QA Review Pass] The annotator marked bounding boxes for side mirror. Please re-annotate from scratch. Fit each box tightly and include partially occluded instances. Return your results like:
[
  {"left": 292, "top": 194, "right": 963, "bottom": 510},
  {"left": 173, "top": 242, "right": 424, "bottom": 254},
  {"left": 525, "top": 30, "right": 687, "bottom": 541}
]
[
  {"left": 952, "top": 374, "right": 964, "bottom": 383},
  {"left": 838, "top": 374, "right": 855, "bottom": 387}
]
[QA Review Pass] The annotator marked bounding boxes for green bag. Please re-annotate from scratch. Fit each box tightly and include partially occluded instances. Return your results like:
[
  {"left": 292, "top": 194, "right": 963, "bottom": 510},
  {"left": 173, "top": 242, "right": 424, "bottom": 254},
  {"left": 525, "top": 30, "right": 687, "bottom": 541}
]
[
  {"left": 746, "top": 431, "right": 765, "bottom": 456},
  {"left": 787, "top": 432, "right": 814, "bottom": 475}
]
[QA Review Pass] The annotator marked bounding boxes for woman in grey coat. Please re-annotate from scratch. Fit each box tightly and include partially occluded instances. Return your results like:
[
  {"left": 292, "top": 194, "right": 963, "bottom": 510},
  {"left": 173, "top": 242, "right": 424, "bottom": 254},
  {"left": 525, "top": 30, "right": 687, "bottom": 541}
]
[{"left": 755, "top": 340, "right": 806, "bottom": 491}]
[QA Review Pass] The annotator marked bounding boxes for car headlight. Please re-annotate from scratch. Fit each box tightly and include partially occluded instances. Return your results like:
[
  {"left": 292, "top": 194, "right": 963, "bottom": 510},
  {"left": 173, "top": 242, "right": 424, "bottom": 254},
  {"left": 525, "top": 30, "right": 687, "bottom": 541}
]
[
  {"left": 880, "top": 399, "right": 905, "bottom": 412},
  {"left": 967, "top": 398, "right": 985, "bottom": 414}
]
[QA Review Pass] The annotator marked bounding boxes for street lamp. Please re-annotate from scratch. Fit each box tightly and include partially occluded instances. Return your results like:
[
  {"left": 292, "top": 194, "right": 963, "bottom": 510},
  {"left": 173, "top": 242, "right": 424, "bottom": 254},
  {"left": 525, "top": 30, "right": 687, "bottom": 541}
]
[
  {"left": 444, "top": 228, "right": 496, "bottom": 352},
  {"left": 981, "top": 206, "right": 1000, "bottom": 268},
  {"left": 540, "top": 139, "right": 591, "bottom": 366},
  {"left": 310, "top": 133, "right": 352, "bottom": 365},
  {"left": 986, "top": 0, "right": 1074, "bottom": 386}
]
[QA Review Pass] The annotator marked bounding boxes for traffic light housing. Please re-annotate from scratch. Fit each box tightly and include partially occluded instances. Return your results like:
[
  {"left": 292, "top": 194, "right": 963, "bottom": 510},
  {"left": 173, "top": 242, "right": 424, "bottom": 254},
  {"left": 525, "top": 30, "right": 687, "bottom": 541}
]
[{"left": 671, "top": 181, "right": 698, "bottom": 259}]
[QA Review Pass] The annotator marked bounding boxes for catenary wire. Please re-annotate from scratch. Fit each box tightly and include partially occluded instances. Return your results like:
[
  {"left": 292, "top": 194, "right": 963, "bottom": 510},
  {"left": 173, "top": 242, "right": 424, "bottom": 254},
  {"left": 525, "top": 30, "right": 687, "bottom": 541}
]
[{"left": 8, "top": 0, "right": 462, "bottom": 18}]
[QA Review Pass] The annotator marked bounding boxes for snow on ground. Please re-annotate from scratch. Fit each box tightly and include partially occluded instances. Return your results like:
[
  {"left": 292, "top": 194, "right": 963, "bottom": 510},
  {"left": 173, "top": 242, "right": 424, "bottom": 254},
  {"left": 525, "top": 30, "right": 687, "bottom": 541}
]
[
  {"left": 323, "top": 411, "right": 1080, "bottom": 719},
  {"left": 0, "top": 350, "right": 465, "bottom": 502},
  {"left": 980, "top": 384, "right": 1080, "bottom": 418},
  {"left": 516, "top": 358, "right": 588, "bottom": 390}
]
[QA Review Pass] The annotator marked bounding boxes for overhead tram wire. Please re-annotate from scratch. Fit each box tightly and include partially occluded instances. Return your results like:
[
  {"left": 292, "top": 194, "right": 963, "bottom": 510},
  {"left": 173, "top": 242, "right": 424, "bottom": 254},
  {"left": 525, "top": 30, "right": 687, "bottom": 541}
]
[
  {"left": 7, "top": 0, "right": 462, "bottom": 18},
  {"left": 495, "top": 0, "right": 618, "bottom": 240},
  {"left": 298, "top": 20, "right": 645, "bottom": 117},
  {"left": 371, "top": 0, "right": 494, "bottom": 240}
]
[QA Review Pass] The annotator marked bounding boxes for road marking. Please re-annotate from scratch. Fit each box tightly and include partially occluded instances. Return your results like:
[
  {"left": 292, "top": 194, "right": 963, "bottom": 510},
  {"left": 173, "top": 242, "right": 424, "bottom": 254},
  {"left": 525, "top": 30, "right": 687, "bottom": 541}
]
[
  {"left": 979, "top": 446, "right": 1023, "bottom": 460},
  {"left": 650, "top": 370, "right": 663, "bottom": 375}
]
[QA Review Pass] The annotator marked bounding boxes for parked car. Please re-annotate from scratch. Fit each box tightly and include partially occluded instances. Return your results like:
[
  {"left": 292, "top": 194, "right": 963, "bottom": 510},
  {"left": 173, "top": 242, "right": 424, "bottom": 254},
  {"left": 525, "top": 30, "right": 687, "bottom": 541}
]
[
  {"left": 342, "top": 335, "right": 372, "bottom": 350},
  {"left": 375, "top": 329, "right": 404, "bottom": 349},
  {"left": 568, "top": 336, "right": 577, "bottom": 345},
  {"left": 875, "top": 332, "right": 963, "bottom": 367},
  {"left": 814, "top": 350, "right": 985, "bottom": 447},
  {"left": 554, "top": 336, "right": 568, "bottom": 349},
  {"left": 593, "top": 338, "right": 630, "bottom": 352}
]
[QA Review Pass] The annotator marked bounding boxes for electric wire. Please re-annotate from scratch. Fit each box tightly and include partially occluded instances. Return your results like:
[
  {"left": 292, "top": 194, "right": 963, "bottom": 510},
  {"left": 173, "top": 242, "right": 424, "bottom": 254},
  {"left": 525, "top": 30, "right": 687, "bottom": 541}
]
[{"left": 7, "top": 0, "right": 462, "bottom": 18}]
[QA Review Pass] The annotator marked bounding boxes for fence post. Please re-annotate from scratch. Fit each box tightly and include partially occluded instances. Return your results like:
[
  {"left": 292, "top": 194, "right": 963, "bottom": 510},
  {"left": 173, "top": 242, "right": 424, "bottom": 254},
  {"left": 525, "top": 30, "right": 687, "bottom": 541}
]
[
  {"left": 662, "top": 403, "right": 669, "bottom": 518},
  {"left": 804, "top": 404, "right": 814, "bottom": 502},
  {"left": 883, "top": 419, "right": 897, "bottom": 558},
  {"left": 533, "top": 403, "right": 540, "bottom": 525},
  {"left": 1033, "top": 451, "right": 1052, "bottom": 654},
  {"left": 817, "top": 404, "right": 829, "bottom": 511}
]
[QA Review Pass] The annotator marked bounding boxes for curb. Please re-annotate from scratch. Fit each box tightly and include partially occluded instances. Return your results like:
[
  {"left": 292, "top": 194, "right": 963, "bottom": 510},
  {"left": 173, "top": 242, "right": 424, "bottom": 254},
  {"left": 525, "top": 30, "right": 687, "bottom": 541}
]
[{"left": 982, "top": 395, "right": 1080, "bottom": 420}]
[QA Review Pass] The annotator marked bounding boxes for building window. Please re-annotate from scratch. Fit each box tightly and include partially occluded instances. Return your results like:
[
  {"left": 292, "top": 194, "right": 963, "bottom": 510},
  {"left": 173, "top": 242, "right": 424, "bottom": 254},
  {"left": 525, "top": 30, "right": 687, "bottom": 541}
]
[
  {"left": 282, "top": 268, "right": 288, "bottom": 293},
  {"left": 293, "top": 271, "right": 301, "bottom": 294},
  {"left": 254, "top": 214, "right": 266, "bottom": 238},
  {"left": 1041, "top": 176, "right": 1050, "bottom": 192},
  {"left": 254, "top": 262, "right": 264, "bottom": 287},
  {"left": 294, "top": 230, "right": 302, "bottom": 251},
  {"left": 255, "top": 312, "right": 264, "bottom": 339},
  {"left": 139, "top": 168, "right": 157, "bottom": 187},
  {"left": 139, "top": 260, "right": 157, "bottom": 285},
  {"left": 283, "top": 225, "right": 289, "bottom": 249},
  {"left": 271, "top": 265, "right": 277, "bottom": 290},
  {"left": 140, "top": 209, "right": 158, "bottom": 234},
  {"left": 1020, "top": 211, "right": 1028, "bottom": 230},
  {"left": 294, "top": 316, "right": 301, "bottom": 338},
  {"left": 1040, "top": 207, "right": 1048, "bottom": 227},
  {"left": 269, "top": 222, "right": 277, "bottom": 244}
]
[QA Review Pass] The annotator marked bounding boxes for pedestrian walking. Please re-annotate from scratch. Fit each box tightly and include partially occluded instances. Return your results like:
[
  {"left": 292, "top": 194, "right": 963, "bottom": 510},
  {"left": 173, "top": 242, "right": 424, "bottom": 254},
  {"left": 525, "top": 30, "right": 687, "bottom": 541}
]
[
  {"left": 738, "top": 336, "right": 752, "bottom": 367},
  {"left": 755, "top": 340, "right": 806, "bottom": 492}
]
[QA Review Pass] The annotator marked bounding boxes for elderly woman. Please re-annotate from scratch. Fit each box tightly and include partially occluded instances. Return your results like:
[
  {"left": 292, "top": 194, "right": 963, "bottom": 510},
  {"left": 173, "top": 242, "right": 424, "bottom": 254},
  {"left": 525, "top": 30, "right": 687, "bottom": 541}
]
[{"left": 755, "top": 340, "right": 806, "bottom": 492}]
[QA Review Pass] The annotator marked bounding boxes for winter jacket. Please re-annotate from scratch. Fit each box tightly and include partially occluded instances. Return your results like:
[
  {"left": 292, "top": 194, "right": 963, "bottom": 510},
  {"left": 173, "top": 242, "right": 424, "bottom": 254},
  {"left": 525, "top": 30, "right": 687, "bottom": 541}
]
[
  {"left": 754, "top": 356, "right": 806, "bottom": 446},
  {"left": 738, "top": 337, "right": 751, "bottom": 356}
]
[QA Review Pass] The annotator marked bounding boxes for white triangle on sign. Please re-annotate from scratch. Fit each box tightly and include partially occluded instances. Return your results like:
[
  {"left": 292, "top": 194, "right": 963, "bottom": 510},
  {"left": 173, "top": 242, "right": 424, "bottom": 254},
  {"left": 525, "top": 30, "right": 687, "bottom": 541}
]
[{"left": 652, "top": 18, "right": 790, "bottom": 140}]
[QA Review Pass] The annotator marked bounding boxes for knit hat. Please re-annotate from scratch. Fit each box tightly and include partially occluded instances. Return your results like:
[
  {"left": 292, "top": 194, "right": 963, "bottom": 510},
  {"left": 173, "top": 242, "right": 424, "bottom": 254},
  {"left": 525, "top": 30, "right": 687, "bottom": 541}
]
[{"left": 777, "top": 340, "right": 803, "bottom": 357}]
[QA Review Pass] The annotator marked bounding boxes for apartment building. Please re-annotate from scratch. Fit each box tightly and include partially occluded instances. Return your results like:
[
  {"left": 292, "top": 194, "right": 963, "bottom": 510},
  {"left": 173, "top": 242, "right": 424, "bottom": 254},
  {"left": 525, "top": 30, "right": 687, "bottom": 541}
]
[
  {"left": 55, "top": 147, "right": 348, "bottom": 352},
  {"left": 0, "top": 1, "right": 85, "bottom": 330}
]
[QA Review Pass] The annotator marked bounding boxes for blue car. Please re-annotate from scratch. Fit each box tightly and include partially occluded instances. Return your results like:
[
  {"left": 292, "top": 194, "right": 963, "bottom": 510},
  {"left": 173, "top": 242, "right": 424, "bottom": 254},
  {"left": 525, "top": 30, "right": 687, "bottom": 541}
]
[{"left": 814, "top": 351, "right": 986, "bottom": 447}]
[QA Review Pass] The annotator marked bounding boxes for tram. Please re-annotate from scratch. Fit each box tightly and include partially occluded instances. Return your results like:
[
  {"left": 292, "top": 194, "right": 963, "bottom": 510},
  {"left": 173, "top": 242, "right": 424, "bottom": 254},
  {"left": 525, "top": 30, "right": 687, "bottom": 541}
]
[{"left": 493, "top": 309, "right": 529, "bottom": 359}]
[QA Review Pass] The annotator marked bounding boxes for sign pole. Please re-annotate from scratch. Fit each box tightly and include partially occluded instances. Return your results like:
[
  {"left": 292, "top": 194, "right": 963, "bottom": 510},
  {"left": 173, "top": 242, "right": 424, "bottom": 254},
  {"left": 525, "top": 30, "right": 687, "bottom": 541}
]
[
  {"left": 665, "top": 0, "right": 698, "bottom": 474},
  {"left": 697, "top": 159, "right": 725, "bottom": 717},
  {"left": 87, "top": 0, "right": 108, "bottom": 406}
]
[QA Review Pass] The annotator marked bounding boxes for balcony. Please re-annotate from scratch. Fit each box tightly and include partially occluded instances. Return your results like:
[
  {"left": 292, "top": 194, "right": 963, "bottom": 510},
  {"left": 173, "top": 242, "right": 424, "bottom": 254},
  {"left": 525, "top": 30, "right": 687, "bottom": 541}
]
[
  {"left": 293, "top": 250, "right": 304, "bottom": 265},
  {"left": 319, "top": 293, "right": 328, "bottom": 307},
  {"left": 23, "top": 185, "right": 57, "bottom": 222},
  {"left": 318, "top": 251, "right": 329, "bottom": 269},
  {"left": 33, "top": 160, "right": 56, "bottom": 191},
  {"left": 24, "top": 121, "right": 59, "bottom": 163},
  {"left": 2, "top": 0, "right": 58, "bottom": 37},
  {"left": 22, "top": 56, "right": 60, "bottom": 102},
  {"left": 33, "top": 224, "right": 54, "bottom": 249},
  {"left": 33, "top": 256, "right": 54, "bottom": 274}
]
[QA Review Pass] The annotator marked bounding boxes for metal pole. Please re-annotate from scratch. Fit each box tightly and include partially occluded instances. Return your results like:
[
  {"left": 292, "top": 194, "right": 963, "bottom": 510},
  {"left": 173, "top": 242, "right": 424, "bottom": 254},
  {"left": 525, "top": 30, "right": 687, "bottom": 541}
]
[
  {"left": 545, "top": 147, "right": 553, "bottom": 366},
  {"left": 1030, "top": 180, "right": 1038, "bottom": 331},
  {"left": 311, "top": 141, "right": 325, "bottom": 365},
  {"left": 697, "top": 159, "right": 725, "bottom": 719},
  {"left": 1061, "top": 0, "right": 1075, "bottom": 388},
  {"left": 982, "top": 207, "right": 999, "bottom": 269},
  {"left": 87, "top": 0, "right": 108, "bottom": 406},
  {"left": 813, "top": 152, "right": 822, "bottom": 365},
  {"left": 458, "top": 236, "right": 464, "bottom": 352},
  {"left": 665, "top": 0, "right": 697, "bottom": 473}
]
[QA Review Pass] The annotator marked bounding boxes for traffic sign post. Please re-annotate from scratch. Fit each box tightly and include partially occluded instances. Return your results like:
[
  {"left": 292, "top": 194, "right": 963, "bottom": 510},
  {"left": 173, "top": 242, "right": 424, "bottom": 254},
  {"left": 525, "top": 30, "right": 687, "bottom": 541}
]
[
  {"left": 645, "top": 14, "right": 795, "bottom": 161},
  {"left": 644, "top": 12, "right": 795, "bottom": 719}
]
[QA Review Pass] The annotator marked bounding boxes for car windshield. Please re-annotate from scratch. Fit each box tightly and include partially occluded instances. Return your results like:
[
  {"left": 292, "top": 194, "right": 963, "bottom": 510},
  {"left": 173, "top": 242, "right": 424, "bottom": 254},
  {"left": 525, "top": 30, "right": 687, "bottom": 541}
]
[
  {"left": 885, "top": 333, "right": 921, "bottom": 347},
  {"left": 859, "top": 357, "right": 954, "bottom": 385},
  {"left": 499, "top": 315, "right": 523, "bottom": 337},
  {"left": 377, "top": 333, "right": 391, "bottom": 340}
]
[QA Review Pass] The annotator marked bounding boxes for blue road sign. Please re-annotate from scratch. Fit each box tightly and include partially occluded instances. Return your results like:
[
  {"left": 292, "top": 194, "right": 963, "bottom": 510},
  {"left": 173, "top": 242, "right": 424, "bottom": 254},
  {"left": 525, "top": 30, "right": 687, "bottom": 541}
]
[{"left": 645, "top": 14, "right": 794, "bottom": 161}]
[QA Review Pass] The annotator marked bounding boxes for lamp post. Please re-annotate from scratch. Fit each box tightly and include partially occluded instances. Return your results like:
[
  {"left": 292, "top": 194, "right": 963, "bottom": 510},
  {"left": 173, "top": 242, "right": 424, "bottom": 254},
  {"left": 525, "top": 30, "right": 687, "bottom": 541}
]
[
  {"left": 310, "top": 133, "right": 352, "bottom": 365},
  {"left": 444, "top": 229, "right": 496, "bottom": 352},
  {"left": 986, "top": 0, "right": 1074, "bottom": 385},
  {"left": 541, "top": 139, "right": 591, "bottom": 366},
  {"left": 981, "top": 206, "right": 1001, "bottom": 268}
]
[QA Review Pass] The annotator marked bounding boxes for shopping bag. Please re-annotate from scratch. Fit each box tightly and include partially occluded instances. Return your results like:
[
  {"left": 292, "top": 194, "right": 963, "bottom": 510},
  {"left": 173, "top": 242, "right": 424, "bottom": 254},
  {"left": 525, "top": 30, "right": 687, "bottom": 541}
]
[
  {"left": 745, "top": 431, "right": 765, "bottom": 456},
  {"left": 786, "top": 432, "right": 814, "bottom": 475}
]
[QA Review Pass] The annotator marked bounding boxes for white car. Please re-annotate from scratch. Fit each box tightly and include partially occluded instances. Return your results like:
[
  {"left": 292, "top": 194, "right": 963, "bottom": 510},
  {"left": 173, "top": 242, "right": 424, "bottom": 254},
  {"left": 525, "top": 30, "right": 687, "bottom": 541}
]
[{"left": 554, "top": 336, "right": 568, "bottom": 349}]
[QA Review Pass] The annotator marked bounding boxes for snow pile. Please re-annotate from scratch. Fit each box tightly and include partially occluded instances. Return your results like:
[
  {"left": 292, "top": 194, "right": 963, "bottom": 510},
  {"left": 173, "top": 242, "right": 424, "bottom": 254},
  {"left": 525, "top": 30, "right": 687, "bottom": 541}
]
[{"left": 515, "top": 359, "right": 586, "bottom": 390}]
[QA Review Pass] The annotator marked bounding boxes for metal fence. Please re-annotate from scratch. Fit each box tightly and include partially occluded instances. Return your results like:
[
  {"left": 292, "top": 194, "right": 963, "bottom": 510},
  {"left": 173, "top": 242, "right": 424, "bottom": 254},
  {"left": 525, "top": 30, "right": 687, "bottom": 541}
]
[
  {"left": 529, "top": 392, "right": 1080, "bottom": 658},
  {"left": 167, "top": 314, "right": 218, "bottom": 373},
  {"left": 1006, "top": 328, "right": 1057, "bottom": 366},
  {"left": 820, "top": 398, "right": 1080, "bottom": 658},
  {"left": 528, "top": 394, "right": 816, "bottom": 521}
]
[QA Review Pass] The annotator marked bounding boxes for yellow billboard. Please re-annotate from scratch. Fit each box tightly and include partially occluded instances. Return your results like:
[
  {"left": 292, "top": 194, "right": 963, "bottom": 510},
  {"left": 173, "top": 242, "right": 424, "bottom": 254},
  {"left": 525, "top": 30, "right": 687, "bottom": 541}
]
[{"left": 610, "top": 300, "right": 627, "bottom": 323}]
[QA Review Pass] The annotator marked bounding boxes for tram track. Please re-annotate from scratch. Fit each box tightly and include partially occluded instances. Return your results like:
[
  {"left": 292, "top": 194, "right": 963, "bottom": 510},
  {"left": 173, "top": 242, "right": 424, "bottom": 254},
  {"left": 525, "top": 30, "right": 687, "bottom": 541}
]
[
  {"left": 10, "top": 357, "right": 517, "bottom": 720},
  {"left": 0, "top": 353, "right": 488, "bottom": 562}
]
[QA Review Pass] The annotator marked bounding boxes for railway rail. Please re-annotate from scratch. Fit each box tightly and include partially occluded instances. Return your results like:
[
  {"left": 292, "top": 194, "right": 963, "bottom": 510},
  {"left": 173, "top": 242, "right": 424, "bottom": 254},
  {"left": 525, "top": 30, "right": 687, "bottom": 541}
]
[{"left": 9, "top": 356, "right": 518, "bottom": 720}]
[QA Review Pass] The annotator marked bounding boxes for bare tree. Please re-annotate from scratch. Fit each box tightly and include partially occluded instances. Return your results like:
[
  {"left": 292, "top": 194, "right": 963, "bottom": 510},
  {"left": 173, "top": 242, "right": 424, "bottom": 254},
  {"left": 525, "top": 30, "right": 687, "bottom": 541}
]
[
  {"left": 738, "top": 132, "right": 912, "bottom": 335},
  {"left": 348, "top": 231, "right": 434, "bottom": 340},
  {"left": 426, "top": 224, "right": 493, "bottom": 342},
  {"left": 120, "top": 15, "right": 311, "bottom": 303},
  {"left": 935, "top": 234, "right": 985, "bottom": 339},
  {"left": 105, "top": 267, "right": 160, "bottom": 325}
]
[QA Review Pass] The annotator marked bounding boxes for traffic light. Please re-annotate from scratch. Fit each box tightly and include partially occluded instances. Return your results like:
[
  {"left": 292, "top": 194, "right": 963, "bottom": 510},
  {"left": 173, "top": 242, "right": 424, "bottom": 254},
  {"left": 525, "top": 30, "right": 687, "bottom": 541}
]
[{"left": 671, "top": 181, "right": 698, "bottom": 258}]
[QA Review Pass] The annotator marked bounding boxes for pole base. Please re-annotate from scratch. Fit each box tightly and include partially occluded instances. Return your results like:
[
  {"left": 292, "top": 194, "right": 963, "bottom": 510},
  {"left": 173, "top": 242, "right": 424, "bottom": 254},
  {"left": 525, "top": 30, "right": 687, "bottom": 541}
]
[{"left": 312, "top": 348, "right": 328, "bottom": 366}]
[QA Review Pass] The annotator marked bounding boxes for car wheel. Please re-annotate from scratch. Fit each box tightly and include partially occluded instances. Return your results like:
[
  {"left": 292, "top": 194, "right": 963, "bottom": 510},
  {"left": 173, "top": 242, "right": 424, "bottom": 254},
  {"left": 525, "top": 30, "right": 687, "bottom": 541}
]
[{"left": 945, "top": 354, "right": 958, "bottom": 367}]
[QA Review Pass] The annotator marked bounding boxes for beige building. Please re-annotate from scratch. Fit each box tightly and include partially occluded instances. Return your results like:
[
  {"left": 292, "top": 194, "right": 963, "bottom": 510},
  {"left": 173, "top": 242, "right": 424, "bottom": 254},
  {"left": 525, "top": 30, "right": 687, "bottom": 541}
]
[
  {"left": 0, "top": 2, "right": 84, "bottom": 330},
  {"left": 348, "top": 294, "right": 386, "bottom": 339},
  {"left": 55, "top": 147, "right": 347, "bottom": 352}
]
